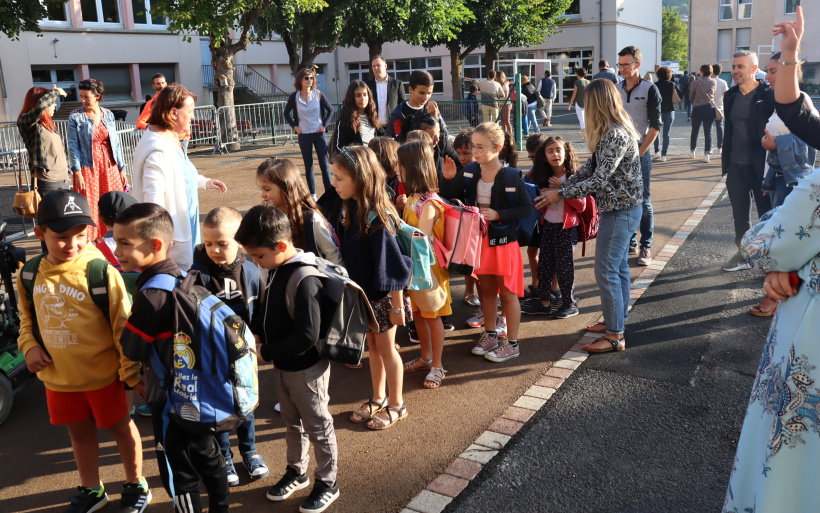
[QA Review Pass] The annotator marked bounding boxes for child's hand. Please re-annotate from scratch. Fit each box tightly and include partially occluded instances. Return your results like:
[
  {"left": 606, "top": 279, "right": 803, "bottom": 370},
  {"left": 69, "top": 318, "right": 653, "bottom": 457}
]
[
  {"left": 548, "top": 176, "right": 562, "bottom": 189},
  {"left": 133, "top": 382, "right": 146, "bottom": 399},
  {"left": 442, "top": 156, "right": 458, "bottom": 180},
  {"left": 396, "top": 194, "right": 407, "bottom": 212},
  {"left": 426, "top": 101, "right": 439, "bottom": 118},
  {"left": 206, "top": 179, "right": 228, "bottom": 194},
  {"left": 479, "top": 207, "right": 499, "bottom": 221},
  {"left": 25, "top": 346, "right": 52, "bottom": 373},
  {"left": 389, "top": 309, "right": 405, "bottom": 327}
]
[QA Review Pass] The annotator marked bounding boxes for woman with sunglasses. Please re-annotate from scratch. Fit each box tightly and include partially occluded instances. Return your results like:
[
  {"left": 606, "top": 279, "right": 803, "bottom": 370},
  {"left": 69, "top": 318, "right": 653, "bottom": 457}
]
[{"left": 284, "top": 69, "right": 335, "bottom": 199}]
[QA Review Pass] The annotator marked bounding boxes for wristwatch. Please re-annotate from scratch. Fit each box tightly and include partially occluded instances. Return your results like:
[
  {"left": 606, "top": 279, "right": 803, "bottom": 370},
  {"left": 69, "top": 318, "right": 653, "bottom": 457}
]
[
  {"left": 779, "top": 60, "right": 799, "bottom": 66},
  {"left": 392, "top": 308, "right": 404, "bottom": 314}
]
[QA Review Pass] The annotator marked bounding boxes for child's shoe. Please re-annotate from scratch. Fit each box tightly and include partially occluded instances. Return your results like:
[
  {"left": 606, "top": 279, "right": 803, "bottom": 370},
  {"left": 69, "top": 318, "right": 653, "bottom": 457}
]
[
  {"left": 243, "top": 450, "right": 270, "bottom": 481},
  {"left": 136, "top": 406, "right": 152, "bottom": 417},
  {"left": 266, "top": 467, "right": 310, "bottom": 501},
  {"left": 442, "top": 316, "right": 455, "bottom": 332},
  {"left": 65, "top": 484, "right": 108, "bottom": 513},
  {"left": 226, "top": 458, "right": 240, "bottom": 487},
  {"left": 471, "top": 331, "right": 500, "bottom": 355},
  {"left": 522, "top": 300, "right": 551, "bottom": 315},
  {"left": 407, "top": 321, "right": 420, "bottom": 344},
  {"left": 495, "top": 316, "right": 507, "bottom": 338},
  {"left": 484, "top": 340, "right": 520, "bottom": 363},
  {"left": 299, "top": 481, "right": 340, "bottom": 513},
  {"left": 466, "top": 309, "right": 484, "bottom": 328},
  {"left": 118, "top": 478, "right": 152, "bottom": 513},
  {"left": 552, "top": 304, "right": 580, "bottom": 319}
]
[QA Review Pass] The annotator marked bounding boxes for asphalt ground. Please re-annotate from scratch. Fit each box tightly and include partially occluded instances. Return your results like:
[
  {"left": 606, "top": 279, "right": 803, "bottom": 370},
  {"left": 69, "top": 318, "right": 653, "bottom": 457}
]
[{"left": 0, "top": 108, "right": 732, "bottom": 513}]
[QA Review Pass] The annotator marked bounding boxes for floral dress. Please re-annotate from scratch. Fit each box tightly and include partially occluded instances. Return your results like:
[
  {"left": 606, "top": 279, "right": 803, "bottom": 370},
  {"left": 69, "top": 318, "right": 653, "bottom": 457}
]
[
  {"left": 78, "top": 121, "right": 124, "bottom": 240},
  {"left": 723, "top": 167, "right": 820, "bottom": 512}
]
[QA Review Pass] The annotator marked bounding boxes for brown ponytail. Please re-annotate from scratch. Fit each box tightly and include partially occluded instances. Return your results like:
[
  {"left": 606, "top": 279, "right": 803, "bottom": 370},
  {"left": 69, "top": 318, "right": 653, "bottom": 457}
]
[{"left": 499, "top": 131, "right": 518, "bottom": 168}]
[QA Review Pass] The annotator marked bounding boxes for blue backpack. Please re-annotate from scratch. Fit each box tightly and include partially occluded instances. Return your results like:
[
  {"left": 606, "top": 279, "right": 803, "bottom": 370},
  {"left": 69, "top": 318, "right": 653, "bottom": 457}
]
[
  {"left": 367, "top": 210, "right": 436, "bottom": 290},
  {"left": 142, "top": 270, "right": 259, "bottom": 435}
]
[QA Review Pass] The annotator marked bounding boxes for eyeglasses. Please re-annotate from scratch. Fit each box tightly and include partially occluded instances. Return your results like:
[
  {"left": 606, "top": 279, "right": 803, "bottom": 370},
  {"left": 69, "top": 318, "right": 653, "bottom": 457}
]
[
  {"left": 528, "top": 153, "right": 536, "bottom": 160},
  {"left": 304, "top": 76, "right": 315, "bottom": 81},
  {"left": 469, "top": 144, "right": 487, "bottom": 153},
  {"left": 617, "top": 62, "right": 638, "bottom": 68}
]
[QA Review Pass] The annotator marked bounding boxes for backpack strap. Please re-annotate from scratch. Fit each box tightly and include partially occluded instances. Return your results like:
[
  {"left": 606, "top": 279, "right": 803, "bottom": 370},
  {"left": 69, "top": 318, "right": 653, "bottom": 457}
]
[
  {"left": 241, "top": 259, "right": 260, "bottom": 313},
  {"left": 284, "top": 265, "right": 324, "bottom": 319},
  {"left": 141, "top": 273, "right": 182, "bottom": 292},
  {"left": 96, "top": 241, "right": 120, "bottom": 269},
  {"left": 189, "top": 262, "right": 212, "bottom": 287},
  {"left": 87, "top": 259, "right": 112, "bottom": 323},
  {"left": 462, "top": 162, "right": 477, "bottom": 206},
  {"left": 20, "top": 253, "right": 47, "bottom": 347},
  {"left": 501, "top": 167, "right": 519, "bottom": 211},
  {"left": 303, "top": 210, "right": 318, "bottom": 255}
]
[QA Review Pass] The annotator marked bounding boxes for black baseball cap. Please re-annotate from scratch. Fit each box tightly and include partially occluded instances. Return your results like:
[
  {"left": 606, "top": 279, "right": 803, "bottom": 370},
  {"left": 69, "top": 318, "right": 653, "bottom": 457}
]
[
  {"left": 38, "top": 189, "right": 97, "bottom": 233},
  {"left": 99, "top": 191, "right": 137, "bottom": 219}
]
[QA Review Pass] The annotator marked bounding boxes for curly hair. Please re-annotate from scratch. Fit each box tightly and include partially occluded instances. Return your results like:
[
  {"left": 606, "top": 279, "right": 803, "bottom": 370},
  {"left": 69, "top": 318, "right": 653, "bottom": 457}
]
[{"left": 529, "top": 136, "right": 579, "bottom": 188}]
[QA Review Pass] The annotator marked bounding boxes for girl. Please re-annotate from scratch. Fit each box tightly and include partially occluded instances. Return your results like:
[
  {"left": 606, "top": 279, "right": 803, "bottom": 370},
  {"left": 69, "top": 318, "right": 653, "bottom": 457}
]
[
  {"left": 523, "top": 136, "right": 586, "bottom": 319},
  {"left": 397, "top": 141, "right": 452, "bottom": 388},
  {"left": 440, "top": 122, "right": 535, "bottom": 363},
  {"left": 332, "top": 146, "right": 414, "bottom": 429},
  {"left": 333, "top": 80, "right": 384, "bottom": 151},
  {"left": 256, "top": 157, "right": 343, "bottom": 266}
]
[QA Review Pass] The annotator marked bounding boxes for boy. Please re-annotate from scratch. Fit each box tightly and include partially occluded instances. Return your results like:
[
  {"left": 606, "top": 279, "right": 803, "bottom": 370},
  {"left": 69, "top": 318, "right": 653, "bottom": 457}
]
[
  {"left": 235, "top": 205, "right": 340, "bottom": 513},
  {"left": 18, "top": 189, "right": 150, "bottom": 513},
  {"left": 115, "top": 203, "right": 229, "bottom": 513},
  {"left": 191, "top": 207, "right": 270, "bottom": 486},
  {"left": 465, "top": 84, "right": 479, "bottom": 127},
  {"left": 387, "top": 69, "right": 448, "bottom": 142}
]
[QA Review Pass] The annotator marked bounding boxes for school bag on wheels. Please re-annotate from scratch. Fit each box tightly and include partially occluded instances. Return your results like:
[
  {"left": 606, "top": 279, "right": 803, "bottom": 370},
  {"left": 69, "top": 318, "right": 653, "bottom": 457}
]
[
  {"left": 142, "top": 270, "right": 259, "bottom": 434},
  {"left": 284, "top": 257, "right": 378, "bottom": 366}
]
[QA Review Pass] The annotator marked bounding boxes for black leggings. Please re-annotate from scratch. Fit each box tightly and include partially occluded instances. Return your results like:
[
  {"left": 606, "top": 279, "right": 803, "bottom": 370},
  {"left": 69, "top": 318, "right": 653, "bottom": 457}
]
[{"left": 537, "top": 222, "right": 578, "bottom": 304}]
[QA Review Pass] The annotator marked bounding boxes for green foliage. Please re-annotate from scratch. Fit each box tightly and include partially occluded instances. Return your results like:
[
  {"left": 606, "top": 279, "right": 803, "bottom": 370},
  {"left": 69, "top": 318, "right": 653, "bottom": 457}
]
[
  {"left": 663, "top": 0, "right": 689, "bottom": 16},
  {"left": 0, "top": 0, "right": 64, "bottom": 39},
  {"left": 661, "top": 5, "right": 688, "bottom": 70}
]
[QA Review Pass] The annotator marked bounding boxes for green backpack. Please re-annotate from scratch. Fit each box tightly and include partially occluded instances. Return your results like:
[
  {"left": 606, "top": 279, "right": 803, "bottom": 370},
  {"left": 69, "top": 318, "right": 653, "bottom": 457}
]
[{"left": 367, "top": 210, "right": 437, "bottom": 291}]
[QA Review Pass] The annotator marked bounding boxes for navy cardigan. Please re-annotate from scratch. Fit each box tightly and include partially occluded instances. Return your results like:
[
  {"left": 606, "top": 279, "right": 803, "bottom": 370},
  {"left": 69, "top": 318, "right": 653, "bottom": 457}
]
[{"left": 284, "top": 90, "right": 335, "bottom": 132}]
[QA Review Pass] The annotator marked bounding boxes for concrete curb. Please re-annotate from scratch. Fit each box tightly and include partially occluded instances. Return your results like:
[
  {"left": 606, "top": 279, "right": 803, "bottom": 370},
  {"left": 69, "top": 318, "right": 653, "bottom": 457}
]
[{"left": 401, "top": 177, "right": 728, "bottom": 513}]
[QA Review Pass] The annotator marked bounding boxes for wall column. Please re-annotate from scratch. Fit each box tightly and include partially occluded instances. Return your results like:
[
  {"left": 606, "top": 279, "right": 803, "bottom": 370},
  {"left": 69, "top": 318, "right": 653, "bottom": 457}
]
[{"left": 129, "top": 64, "right": 142, "bottom": 102}]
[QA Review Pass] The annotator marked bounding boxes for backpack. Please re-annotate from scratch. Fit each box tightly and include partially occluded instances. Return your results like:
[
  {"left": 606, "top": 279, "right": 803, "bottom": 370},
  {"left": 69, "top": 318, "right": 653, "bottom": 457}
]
[
  {"left": 303, "top": 210, "right": 341, "bottom": 258},
  {"left": 142, "top": 270, "right": 259, "bottom": 434},
  {"left": 367, "top": 210, "right": 437, "bottom": 291},
  {"left": 578, "top": 194, "right": 600, "bottom": 257},
  {"left": 284, "top": 258, "right": 378, "bottom": 366}
]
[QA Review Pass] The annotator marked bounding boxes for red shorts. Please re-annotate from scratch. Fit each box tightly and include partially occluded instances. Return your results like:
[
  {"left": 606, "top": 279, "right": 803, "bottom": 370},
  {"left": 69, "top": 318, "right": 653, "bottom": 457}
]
[{"left": 45, "top": 379, "right": 128, "bottom": 429}]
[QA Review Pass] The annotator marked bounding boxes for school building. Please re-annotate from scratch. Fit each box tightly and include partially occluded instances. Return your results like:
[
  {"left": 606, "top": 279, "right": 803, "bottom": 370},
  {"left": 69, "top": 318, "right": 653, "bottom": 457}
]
[{"left": 0, "top": 0, "right": 661, "bottom": 123}]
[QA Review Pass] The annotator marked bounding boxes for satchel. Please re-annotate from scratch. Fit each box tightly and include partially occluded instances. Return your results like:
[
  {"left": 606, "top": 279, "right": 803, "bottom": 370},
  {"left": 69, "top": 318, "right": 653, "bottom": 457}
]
[
  {"left": 13, "top": 172, "right": 40, "bottom": 219},
  {"left": 536, "top": 92, "right": 547, "bottom": 110},
  {"left": 411, "top": 270, "right": 447, "bottom": 313},
  {"left": 696, "top": 79, "right": 721, "bottom": 120},
  {"left": 671, "top": 86, "right": 681, "bottom": 105}
]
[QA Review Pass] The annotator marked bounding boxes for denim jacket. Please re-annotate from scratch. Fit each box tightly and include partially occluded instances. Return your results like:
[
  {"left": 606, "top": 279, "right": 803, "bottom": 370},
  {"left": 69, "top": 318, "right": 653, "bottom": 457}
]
[
  {"left": 67, "top": 107, "right": 126, "bottom": 172},
  {"left": 762, "top": 133, "right": 816, "bottom": 192}
]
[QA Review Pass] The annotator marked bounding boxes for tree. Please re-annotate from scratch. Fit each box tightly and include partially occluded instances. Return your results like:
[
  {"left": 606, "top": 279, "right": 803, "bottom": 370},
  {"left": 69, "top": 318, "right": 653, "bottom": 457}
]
[
  {"left": 661, "top": 5, "right": 688, "bottom": 70},
  {"left": 1, "top": 0, "right": 64, "bottom": 40}
]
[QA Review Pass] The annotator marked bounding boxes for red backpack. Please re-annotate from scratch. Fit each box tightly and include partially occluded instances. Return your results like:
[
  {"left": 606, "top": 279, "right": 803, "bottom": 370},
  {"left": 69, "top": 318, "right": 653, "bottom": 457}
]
[
  {"left": 413, "top": 192, "right": 486, "bottom": 276},
  {"left": 578, "top": 194, "right": 599, "bottom": 257}
]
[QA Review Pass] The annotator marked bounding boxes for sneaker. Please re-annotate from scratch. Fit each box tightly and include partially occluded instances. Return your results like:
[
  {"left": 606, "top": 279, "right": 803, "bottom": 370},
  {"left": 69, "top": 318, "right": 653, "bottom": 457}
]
[
  {"left": 484, "top": 341, "right": 520, "bottom": 363},
  {"left": 118, "top": 479, "right": 152, "bottom": 513},
  {"left": 652, "top": 152, "right": 661, "bottom": 160},
  {"left": 407, "top": 321, "right": 420, "bottom": 344},
  {"left": 637, "top": 247, "right": 652, "bottom": 266},
  {"left": 522, "top": 300, "right": 551, "bottom": 315},
  {"left": 715, "top": 147, "right": 721, "bottom": 155},
  {"left": 661, "top": 156, "right": 667, "bottom": 162},
  {"left": 496, "top": 316, "right": 507, "bottom": 338},
  {"left": 548, "top": 289, "right": 563, "bottom": 311},
  {"left": 442, "top": 322, "right": 455, "bottom": 333},
  {"left": 243, "top": 451, "right": 270, "bottom": 481},
  {"left": 274, "top": 402, "right": 281, "bottom": 413},
  {"left": 552, "top": 303, "right": 579, "bottom": 319},
  {"left": 723, "top": 253, "right": 752, "bottom": 272},
  {"left": 466, "top": 309, "right": 485, "bottom": 328},
  {"left": 266, "top": 467, "right": 310, "bottom": 501},
  {"left": 136, "top": 406, "right": 151, "bottom": 417},
  {"left": 299, "top": 481, "right": 340, "bottom": 513},
  {"left": 65, "top": 485, "right": 108, "bottom": 513},
  {"left": 471, "top": 331, "right": 500, "bottom": 355},
  {"left": 703, "top": 154, "right": 710, "bottom": 163},
  {"left": 628, "top": 243, "right": 639, "bottom": 256},
  {"left": 688, "top": 150, "right": 696, "bottom": 159},
  {"left": 226, "top": 458, "right": 240, "bottom": 487}
]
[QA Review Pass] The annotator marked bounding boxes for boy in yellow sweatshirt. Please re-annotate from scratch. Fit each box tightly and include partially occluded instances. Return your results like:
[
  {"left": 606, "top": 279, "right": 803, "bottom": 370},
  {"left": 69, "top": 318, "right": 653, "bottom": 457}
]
[{"left": 17, "top": 190, "right": 151, "bottom": 513}]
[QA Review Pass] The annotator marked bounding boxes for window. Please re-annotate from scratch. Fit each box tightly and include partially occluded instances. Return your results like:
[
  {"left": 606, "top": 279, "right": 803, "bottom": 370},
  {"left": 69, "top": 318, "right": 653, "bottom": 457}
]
[
  {"left": 565, "top": 0, "right": 580, "bottom": 16},
  {"left": 719, "top": 0, "right": 732, "bottom": 21},
  {"left": 81, "top": 0, "right": 121, "bottom": 24},
  {"left": 348, "top": 58, "right": 444, "bottom": 93},
  {"left": 735, "top": 28, "right": 751, "bottom": 52},
  {"left": 31, "top": 67, "right": 78, "bottom": 102},
  {"left": 717, "top": 29, "right": 732, "bottom": 61},
  {"left": 462, "top": 54, "right": 486, "bottom": 81},
  {"left": 139, "top": 65, "right": 175, "bottom": 97},
  {"left": 87, "top": 65, "right": 131, "bottom": 101},
  {"left": 346, "top": 62, "right": 370, "bottom": 84},
  {"left": 41, "top": 1, "right": 69, "bottom": 23},
  {"left": 737, "top": 0, "right": 752, "bottom": 20},
  {"left": 132, "top": 0, "right": 166, "bottom": 26},
  {"left": 786, "top": 0, "right": 800, "bottom": 15},
  {"left": 804, "top": 67, "right": 815, "bottom": 81}
]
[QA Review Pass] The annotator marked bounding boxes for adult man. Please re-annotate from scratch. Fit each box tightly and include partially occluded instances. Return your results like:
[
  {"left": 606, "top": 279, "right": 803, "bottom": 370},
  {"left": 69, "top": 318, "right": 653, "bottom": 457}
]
[
  {"left": 135, "top": 73, "right": 167, "bottom": 130},
  {"left": 470, "top": 70, "right": 505, "bottom": 123},
  {"left": 617, "top": 45, "right": 662, "bottom": 267},
  {"left": 721, "top": 50, "right": 775, "bottom": 272},
  {"left": 592, "top": 60, "right": 619, "bottom": 84},
  {"left": 538, "top": 70, "right": 557, "bottom": 127},
  {"left": 365, "top": 55, "right": 406, "bottom": 127}
]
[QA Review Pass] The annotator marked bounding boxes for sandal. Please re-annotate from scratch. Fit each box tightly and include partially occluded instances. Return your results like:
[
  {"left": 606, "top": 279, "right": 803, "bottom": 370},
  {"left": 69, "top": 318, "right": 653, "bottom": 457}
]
[
  {"left": 367, "top": 403, "right": 408, "bottom": 430},
  {"left": 750, "top": 298, "right": 778, "bottom": 317},
  {"left": 585, "top": 321, "right": 607, "bottom": 333},
  {"left": 463, "top": 294, "right": 481, "bottom": 307},
  {"left": 345, "top": 362, "right": 364, "bottom": 369},
  {"left": 584, "top": 335, "right": 625, "bottom": 353},
  {"left": 422, "top": 367, "right": 447, "bottom": 389},
  {"left": 403, "top": 357, "right": 432, "bottom": 373},
  {"left": 350, "top": 398, "right": 386, "bottom": 424}
]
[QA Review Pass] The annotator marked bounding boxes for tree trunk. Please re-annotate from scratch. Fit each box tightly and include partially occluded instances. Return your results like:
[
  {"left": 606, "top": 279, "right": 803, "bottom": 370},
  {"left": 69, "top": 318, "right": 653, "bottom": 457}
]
[
  {"left": 483, "top": 45, "right": 499, "bottom": 74},
  {"left": 212, "top": 43, "right": 240, "bottom": 152},
  {"left": 448, "top": 41, "right": 465, "bottom": 102}
]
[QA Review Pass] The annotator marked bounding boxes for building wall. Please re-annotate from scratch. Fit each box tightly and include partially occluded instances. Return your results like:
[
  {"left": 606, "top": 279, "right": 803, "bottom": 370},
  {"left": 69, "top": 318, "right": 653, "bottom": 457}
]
[{"left": 773, "top": 0, "right": 818, "bottom": 84}]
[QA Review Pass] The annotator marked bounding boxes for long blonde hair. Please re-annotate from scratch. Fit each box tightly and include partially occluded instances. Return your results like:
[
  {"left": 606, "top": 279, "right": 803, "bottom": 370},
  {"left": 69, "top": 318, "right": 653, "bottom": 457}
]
[{"left": 583, "top": 79, "right": 640, "bottom": 152}]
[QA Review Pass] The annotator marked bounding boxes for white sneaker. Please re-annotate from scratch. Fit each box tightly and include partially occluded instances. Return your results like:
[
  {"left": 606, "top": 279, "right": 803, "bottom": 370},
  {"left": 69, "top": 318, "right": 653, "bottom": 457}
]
[
  {"left": 496, "top": 316, "right": 507, "bottom": 338},
  {"left": 652, "top": 152, "right": 662, "bottom": 160},
  {"left": 715, "top": 147, "right": 721, "bottom": 155},
  {"left": 660, "top": 156, "right": 667, "bottom": 162},
  {"left": 689, "top": 150, "right": 696, "bottom": 159},
  {"left": 703, "top": 154, "right": 710, "bottom": 163}
]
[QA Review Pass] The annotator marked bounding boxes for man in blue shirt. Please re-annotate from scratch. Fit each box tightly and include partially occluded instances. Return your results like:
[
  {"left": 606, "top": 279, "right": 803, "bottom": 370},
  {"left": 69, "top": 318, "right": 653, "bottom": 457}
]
[
  {"left": 538, "top": 70, "right": 557, "bottom": 127},
  {"left": 592, "top": 60, "right": 619, "bottom": 84}
]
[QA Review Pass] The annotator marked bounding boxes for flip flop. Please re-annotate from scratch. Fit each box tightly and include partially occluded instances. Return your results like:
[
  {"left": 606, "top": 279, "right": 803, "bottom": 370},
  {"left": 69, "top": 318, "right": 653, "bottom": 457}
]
[
  {"left": 749, "top": 299, "right": 778, "bottom": 317},
  {"left": 585, "top": 321, "right": 607, "bottom": 333},
  {"left": 584, "top": 336, "right": 625, "bottom": 353}
]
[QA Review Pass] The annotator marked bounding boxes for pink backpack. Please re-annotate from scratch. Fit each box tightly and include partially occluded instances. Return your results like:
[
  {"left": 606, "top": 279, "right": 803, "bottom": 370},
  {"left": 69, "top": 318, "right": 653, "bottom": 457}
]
[{"left": 414, "top": 193, "right": 487, "bottom": 276}]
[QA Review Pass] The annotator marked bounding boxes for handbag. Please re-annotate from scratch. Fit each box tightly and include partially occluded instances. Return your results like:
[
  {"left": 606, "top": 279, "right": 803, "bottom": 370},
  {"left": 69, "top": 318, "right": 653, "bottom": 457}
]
[
  {"left": 536, "top": 92, "right": 547, "bottom": 110},
  {"left": 671, "top": 85, "right": 682, "bottom": 105},
  {"left": 13, "top": 170, "right": 40, "bottom": 219},
  {"left": 411, "top": 269, "right": 447, "bottom": 313},
  {"left": 696, "top": 79, "right": 721, "bottom": 120}
]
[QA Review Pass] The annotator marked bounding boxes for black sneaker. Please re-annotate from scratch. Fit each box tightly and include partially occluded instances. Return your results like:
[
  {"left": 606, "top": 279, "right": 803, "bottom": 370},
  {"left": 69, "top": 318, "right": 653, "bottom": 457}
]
[
  {"left": 552, "top": 304, "right": 579, "bottom": 319},
  {"left": 266, "top": 467, "right": 310, "bottom": 501},
  {"left": 299, "top": 481, "right": 340, "bottom": 513},
  {"left": 628, "top": 243, "right": 639, "bottom": 256},
  {"left": 522, "top": 300, "right": 551, "bottom": 315},
  {"left": 65, "top": 485, "right": 109, "bottom": 513},
  {"left": 548, "top": 290, "right": 562, "bottom": 311},
  {"left": 722, "top": 253, "right": 752, "bottom": 272},
  {"left": 407, "top": 321, "right": 420, "bottom": 344},
  {"left": 118, "top": 479, "right": 152, "bottom": 513}
]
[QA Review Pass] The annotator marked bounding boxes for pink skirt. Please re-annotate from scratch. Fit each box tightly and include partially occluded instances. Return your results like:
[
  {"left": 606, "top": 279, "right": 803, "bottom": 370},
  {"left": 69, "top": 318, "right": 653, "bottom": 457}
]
[{"left": 475, "top": 236, "right": 525, "bottom": 297}]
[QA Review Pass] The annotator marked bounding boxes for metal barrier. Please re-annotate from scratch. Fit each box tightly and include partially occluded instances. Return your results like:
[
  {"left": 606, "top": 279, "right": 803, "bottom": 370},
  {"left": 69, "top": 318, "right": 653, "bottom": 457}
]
[{"left": 188, "top": 105, "right": 220, "bottom": 153}]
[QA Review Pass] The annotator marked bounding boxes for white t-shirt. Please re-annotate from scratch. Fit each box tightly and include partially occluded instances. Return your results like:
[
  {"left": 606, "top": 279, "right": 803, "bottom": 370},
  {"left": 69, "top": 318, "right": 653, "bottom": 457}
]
[
  {"left": 714, "top": 78, "right": 729, "bottom": 108},
  {"left": 476, "top": 180, "right": 494, "bottom": 208},
  {"left": 544, "top": 175, "right": 566, "bottom": 224}
]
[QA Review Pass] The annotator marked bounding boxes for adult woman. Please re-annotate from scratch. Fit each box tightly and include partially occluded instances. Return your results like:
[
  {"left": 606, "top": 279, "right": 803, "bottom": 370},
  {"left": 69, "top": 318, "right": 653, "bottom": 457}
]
[
  {"left": 722, "top": 9, "right": 820, "bottom": 510},
  {"left": 567, "top": 68, "right": 590, "bottom": 133},
  {"left": 520, "top": 75, "right": 541, "bottom": 136},
  {"left": 539, "top": 79, "right": 642, "bottom": 353},
  {"left": 131, "top": 83, "right": 227, "bottom": 271},
  {"left": 332, "top": 80, "right": 384, "bottom": 151},
  {"left": 67, "top": 79, "right": 127, "bottom": 241},
  {"left": 496, "top": 71, "right": 513, "bottom": 135},
  {"left": 688, "top": 64, "right": 717, "bottom": 162},
  {"left": 652, "top": 66, "right": 682, "bottom": 162},
  {"left": 284, "top": 68, "right": 335, "bottom": 197}
]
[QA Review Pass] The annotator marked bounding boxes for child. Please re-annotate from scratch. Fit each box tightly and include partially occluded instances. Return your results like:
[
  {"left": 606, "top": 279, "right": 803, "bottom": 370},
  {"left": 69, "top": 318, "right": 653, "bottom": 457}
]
[
  {"left": 369, "top": 136, "right": 404, "bottom": 210},
  {"left": 466, "top": 85, "right": 479, "bottom": 127},
  {"left": 411, "top": 112, "right": 462, "bottom": 174},
  {"left": 387, "top": 70, "right": 447, "bottom": 142},
  {"left": 18, "top": 190, "right": 150, "bottom": 513},
  {"left": 191, "top": 207, "right": 270, "bottom": 487},
  {"left": 256, "top": 157, "right": 343, "bottom": 266},
  {"left": 440, "top": 123, "right": 535, "bottom": 362},
  {"left": 452, "top": 129, "right": 481, "bottom": 308},
  {"left": 116, "top": 203, "right": 229, "bottom": 513},
  {"left": 522, "top": 133, "right": 550, "bottom": 300},
  {"left": 234, "top": 205, "right": 340, "bottom": 513},
  {"left": 397, "top": 141, "right": 452, "bottom": 388},
  {"left": 331, "top": 146, "right": 414, "bottom": 428},
  {"left": 522, "top": 136, "right": 585, "bottom": 318}
]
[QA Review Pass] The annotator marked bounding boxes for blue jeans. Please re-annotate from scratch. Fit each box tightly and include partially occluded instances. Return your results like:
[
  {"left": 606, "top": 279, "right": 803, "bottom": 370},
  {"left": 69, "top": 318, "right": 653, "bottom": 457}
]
[
  {"left": 771, "top": 174, "right": 792, "bottom": 209},
  {"left": 690, "top": 105, "right": 716, "bottom": 153},
  {"left": 297, "top": 132, "right": 330, "bottom": 195},
  {"left": 629, "top": 153, "right": 654, "bottom": 249},
  {"left": 654, "top": 111, "right": 675, "bottom": 156},
  {"left": 596, "top": 205, "right": 642, "bottom": 335},
  {"left": 525, "top": 103, "right": 540, "bottom": 135},
  {"left": 217, "top": 412, "right": 257, "bottom": 460},
  {"left": 714, "top": 116, "right": 724, "bottom": 149}
]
